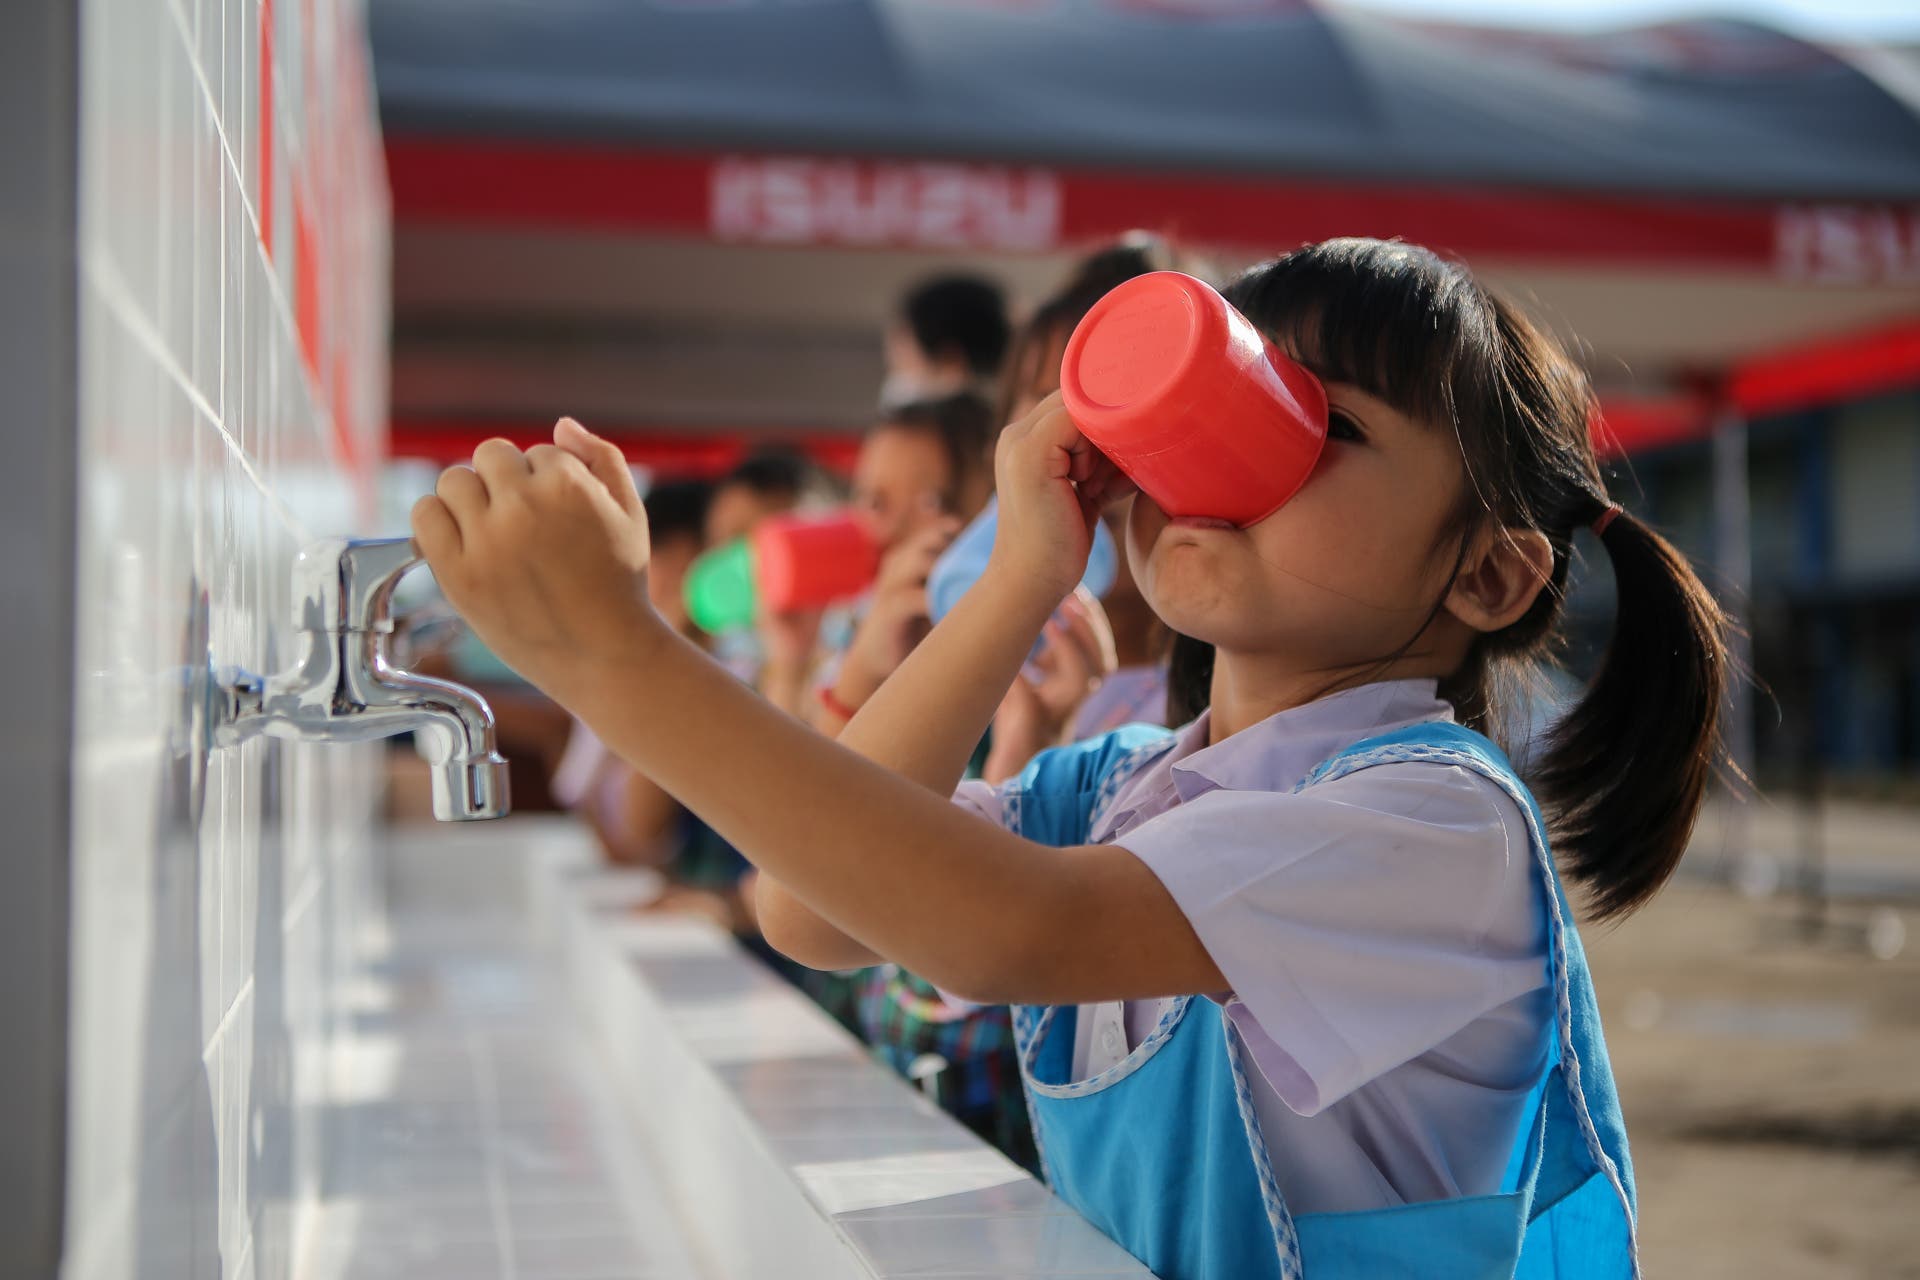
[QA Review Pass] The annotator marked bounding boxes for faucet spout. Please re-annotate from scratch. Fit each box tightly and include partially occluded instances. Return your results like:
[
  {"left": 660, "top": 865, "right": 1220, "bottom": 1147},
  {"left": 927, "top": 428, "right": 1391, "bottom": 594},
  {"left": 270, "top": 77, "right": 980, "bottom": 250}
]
[
  {"left": 214, "top": 537, "right": 511, "bottom": 821},
  {"left": 359, "top": 644, "right": 510, "bottom": 821}
]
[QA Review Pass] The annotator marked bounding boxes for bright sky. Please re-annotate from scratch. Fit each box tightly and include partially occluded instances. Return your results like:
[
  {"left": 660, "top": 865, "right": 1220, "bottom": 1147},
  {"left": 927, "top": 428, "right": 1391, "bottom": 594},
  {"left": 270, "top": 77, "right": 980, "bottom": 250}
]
[{"left": 1338, "top": 0, "right": 1920, "bottom": 41}]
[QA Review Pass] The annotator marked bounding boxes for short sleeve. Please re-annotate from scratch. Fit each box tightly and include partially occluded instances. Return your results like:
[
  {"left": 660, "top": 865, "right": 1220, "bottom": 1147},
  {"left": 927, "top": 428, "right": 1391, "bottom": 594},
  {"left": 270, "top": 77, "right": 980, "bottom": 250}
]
[
  {"left": 936, "top": 777, "right": 1020, "bottom": 1014},
  {"left": 1114, "top": 762, "right": 1547, "bottom": 1116}
]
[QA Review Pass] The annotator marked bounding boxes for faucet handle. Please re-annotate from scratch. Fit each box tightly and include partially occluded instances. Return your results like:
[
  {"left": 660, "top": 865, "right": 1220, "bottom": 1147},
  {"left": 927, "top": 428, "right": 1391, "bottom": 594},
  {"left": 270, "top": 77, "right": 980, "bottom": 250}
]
[{"left": 294, "top": 536, "right": 424, "bottom": 633}]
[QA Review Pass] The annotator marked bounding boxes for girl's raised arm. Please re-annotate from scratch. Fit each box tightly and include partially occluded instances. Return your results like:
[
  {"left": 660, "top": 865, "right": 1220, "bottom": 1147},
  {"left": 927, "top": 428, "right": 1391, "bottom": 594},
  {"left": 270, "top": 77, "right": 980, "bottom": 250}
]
[{"left": 412, "top": 414, "right": 1218, "bottom": 1003}]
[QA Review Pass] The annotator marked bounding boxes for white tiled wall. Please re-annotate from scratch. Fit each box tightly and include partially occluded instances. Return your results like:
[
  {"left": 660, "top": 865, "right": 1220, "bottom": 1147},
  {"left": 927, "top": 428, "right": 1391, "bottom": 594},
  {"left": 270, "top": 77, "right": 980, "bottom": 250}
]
[{"left": 66, "top": 2, "right": 390, "bottom": 1278}]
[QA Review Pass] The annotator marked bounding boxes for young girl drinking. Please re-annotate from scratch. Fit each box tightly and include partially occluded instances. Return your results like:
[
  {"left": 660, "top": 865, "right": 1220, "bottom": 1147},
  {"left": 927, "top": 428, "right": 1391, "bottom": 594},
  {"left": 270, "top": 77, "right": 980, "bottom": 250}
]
[{"left": 413, "top": 239, "right": 1726, "bottom": 1280}]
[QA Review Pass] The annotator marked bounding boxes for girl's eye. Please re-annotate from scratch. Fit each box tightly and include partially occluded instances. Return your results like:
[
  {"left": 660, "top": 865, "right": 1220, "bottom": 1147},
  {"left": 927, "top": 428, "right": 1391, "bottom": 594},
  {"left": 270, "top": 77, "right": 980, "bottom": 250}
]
[{"left": 1328, "top": 411, "right": 1366, "bottom": 443}]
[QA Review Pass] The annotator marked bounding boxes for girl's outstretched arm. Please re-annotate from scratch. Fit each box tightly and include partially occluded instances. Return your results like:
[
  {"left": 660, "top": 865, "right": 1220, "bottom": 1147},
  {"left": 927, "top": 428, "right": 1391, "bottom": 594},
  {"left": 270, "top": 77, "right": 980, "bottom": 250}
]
[{"left": 413, "top": 414, "right": 1220, "bottom": 1005}]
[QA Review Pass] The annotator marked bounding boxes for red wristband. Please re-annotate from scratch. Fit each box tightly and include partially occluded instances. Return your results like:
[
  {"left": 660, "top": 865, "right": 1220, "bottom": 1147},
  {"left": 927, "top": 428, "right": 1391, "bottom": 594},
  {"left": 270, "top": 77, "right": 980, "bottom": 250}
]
[{"left": 816, "top": 682, "right": 860, "bottom": 722}]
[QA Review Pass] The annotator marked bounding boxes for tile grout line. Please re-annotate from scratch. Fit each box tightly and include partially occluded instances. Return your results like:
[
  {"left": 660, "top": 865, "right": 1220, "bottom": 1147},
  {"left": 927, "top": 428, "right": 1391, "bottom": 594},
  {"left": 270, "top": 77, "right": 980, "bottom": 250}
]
[
  {"left": 164, "top": 0, "right": 189, "bottom": 56},
  {"left": 227, "top": 1230, "right": 255, "bottom": 1280},
  {"left": 164, "top": 0, "right": 256, "bottom": 251},
  {"left": 205, "top": 974, "right": 256, "bottom": 1062},
  {"left": 82, "top": 251, "right": 314, "bottom": 546},
  {"left": 81, "top": 248, "right": 261, "bottom": 512},
  {"left": 165, "top": 0, "right": 353, "bottom": 480},
  {"left": 281, "top": 860, "right": 323, "bottom": 934},
  {"left": 467, "top": 1028, "right": 521, "bottom": 1280}
]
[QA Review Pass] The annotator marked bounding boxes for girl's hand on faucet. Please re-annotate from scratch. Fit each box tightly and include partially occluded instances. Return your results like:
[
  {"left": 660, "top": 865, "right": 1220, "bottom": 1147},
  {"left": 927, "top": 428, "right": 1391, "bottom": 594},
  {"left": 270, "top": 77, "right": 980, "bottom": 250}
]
[{"left": 412, "top": 418, "right": 663, "bottom": 701}]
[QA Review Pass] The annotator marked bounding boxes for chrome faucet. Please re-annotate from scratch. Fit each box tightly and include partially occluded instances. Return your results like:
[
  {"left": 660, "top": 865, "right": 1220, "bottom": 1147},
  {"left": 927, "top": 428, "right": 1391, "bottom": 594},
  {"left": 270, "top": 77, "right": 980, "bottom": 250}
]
[{"left": 213, "top": 537, "right": 510, "bottom": 821}]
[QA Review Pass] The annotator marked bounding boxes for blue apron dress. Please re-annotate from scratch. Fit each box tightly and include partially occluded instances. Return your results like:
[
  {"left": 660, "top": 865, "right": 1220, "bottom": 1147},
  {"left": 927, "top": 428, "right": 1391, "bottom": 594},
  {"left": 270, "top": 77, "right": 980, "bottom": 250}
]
[{"left": 998, "top": 720, "right": 1640, "bottom": 1280}]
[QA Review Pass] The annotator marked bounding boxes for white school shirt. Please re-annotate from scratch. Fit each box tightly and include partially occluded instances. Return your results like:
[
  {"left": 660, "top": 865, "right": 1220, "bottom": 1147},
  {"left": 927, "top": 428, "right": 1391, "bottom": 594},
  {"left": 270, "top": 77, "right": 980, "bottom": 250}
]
[{"left": 953, "top": 679, "right": 1553, "bottom": 1216}]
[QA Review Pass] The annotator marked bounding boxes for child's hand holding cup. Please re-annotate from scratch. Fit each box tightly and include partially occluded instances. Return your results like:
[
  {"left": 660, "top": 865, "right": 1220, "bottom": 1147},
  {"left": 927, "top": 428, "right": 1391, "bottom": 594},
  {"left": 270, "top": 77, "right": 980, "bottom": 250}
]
[{"left": 985, "top": 392, "right": 1138, "bottom": 608}]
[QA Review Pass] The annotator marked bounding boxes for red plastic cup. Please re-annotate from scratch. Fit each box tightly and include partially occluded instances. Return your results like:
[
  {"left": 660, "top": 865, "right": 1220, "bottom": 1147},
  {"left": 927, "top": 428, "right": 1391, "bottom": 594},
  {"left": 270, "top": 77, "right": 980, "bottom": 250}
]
[
  {"left": 751, "top": 511, "right": 882, "bottom": 612},
  {"left": 1060, "top": 271, "right": 1329, "bottom": 527}
]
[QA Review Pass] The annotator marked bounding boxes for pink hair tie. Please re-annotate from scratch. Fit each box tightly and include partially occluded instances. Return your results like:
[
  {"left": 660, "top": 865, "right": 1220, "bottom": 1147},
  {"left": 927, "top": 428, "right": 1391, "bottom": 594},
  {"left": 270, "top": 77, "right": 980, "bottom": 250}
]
[{"left": 1590, "top": 502, "right": 1624, "bottom": 538}]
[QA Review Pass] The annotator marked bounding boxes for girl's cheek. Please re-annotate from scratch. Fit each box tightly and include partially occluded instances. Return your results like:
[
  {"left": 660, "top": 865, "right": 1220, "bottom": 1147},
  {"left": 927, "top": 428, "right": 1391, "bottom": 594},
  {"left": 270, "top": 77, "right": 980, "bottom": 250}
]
[
  {"left": 1249, "top": 490, "right": 1337, "bottom": 561},
  {"left": 1126, "top": 498, "right": 1167, "bottom": 564},
  {"left": 1263, "top": 495, "right": 1403, "bottom": 595}
]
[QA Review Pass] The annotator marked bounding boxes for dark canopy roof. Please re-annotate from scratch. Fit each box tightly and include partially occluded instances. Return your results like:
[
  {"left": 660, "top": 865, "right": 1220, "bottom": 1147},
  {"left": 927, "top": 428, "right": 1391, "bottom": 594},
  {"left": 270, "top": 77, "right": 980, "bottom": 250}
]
[{"left": 371, "top": 0, "right": 1920, "bottom": 200}]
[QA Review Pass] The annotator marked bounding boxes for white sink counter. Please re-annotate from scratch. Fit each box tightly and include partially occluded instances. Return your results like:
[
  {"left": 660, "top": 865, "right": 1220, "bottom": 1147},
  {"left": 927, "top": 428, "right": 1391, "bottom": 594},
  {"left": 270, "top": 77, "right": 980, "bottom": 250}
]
[
  {"left": 320, "top": 817, "right": 1154, "bottom": 1280},
  {"left": 297, "top": 822, "right": 709, "bottom": 1280}
]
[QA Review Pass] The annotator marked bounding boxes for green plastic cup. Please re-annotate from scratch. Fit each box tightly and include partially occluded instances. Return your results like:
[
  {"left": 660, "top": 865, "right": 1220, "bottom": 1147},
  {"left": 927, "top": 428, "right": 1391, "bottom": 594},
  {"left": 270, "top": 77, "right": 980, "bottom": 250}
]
[{"left": 683, "top": 538, "right": 759, "bottom": 635}]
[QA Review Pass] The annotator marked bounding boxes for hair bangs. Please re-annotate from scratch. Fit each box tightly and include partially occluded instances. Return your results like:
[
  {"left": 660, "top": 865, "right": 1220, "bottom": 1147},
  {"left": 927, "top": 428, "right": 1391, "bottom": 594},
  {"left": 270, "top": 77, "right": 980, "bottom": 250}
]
[{"left": 1220, "top": 238, "right": 1497, "bottom": 436}]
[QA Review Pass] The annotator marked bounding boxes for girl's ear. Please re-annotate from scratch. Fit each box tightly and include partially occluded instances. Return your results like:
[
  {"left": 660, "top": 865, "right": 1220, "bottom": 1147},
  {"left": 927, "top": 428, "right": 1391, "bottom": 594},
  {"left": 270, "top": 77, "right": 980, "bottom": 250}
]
[{"left": 1442, "top": 525, "right": 1554, "bottom": 634}]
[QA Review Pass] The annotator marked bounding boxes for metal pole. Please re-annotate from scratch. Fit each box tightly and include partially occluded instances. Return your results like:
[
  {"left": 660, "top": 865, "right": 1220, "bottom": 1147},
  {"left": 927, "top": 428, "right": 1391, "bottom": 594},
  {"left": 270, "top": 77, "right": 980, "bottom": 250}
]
[{"left": 1711, "top": 396, "right": 1757, "bottom": 873}]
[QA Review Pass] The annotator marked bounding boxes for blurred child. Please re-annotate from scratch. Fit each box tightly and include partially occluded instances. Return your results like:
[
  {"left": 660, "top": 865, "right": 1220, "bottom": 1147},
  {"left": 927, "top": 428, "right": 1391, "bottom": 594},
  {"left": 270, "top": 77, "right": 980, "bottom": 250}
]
[
  {"left": 698, "top": 448, "right": 812, "bottom": 685},
  {"left": 706, "top": 447, "right": 808, "bottom": 547},
  {"left": 984, "top": 502, "right": 1173, "bottom": 783},
  {"left": 795, "top": 393, "right": 994, "bottom": 731},
  {"left": 881, "top": 274, "right": 1011, "bottom": 409},
  {"left": 419, "top": 238, "right": 1723, "bottom": 1279}
]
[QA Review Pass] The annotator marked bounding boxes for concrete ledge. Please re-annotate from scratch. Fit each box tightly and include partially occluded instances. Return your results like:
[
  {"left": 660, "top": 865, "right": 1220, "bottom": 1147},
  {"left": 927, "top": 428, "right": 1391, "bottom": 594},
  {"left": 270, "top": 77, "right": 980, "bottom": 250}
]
[{"left": 525, "top": 837, "right": 1156, "bottom": 1280}]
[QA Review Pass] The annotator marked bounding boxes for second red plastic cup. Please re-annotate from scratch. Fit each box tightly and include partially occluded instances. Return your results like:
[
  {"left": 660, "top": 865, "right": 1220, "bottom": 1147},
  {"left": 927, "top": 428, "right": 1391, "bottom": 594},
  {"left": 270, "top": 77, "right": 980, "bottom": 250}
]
[
  {"left": 1059, "top": 271, "right": 1329, "bottom": 527},
  {"left": 752, "top": 511, "right": 882, "bottom": 613}
]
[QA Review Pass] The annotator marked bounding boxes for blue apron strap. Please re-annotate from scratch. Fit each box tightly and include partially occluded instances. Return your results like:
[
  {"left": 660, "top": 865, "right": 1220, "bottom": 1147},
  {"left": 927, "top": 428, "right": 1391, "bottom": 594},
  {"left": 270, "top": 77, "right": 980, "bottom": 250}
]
[{"left": 1220, "top": 1005, "right": 1307, "bottom": 1280}]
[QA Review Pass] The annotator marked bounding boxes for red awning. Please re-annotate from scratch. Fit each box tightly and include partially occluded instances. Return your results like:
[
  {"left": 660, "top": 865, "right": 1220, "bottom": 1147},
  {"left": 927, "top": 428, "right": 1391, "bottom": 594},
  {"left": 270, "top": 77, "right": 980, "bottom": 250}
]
[
  {"left": 388, "top": 138, "right": 1920, "bottom": 282},
  {"left": 1589, "top": 317, "right": 1920, "bottom": 456}
]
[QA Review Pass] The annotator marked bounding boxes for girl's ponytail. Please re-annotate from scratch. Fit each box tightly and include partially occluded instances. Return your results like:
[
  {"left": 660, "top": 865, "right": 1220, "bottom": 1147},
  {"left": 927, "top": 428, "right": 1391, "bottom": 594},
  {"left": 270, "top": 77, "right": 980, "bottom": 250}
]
[{"left": 1532, "top": 502, "right": 1732, "bottom": 922}]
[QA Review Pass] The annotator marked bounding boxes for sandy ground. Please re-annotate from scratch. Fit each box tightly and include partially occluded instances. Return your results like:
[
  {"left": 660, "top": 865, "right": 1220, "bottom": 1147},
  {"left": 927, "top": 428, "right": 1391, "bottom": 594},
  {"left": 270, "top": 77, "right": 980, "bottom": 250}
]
[{"left": 1585, "top": 804, "right": 1920, "bottom": 1280}]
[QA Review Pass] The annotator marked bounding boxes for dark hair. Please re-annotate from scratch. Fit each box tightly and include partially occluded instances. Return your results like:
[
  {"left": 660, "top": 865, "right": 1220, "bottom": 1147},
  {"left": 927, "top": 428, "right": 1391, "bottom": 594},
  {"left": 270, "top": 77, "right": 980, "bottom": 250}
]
[
  {"left": 644, "top": 478, "right": 713, "bottom": 546},
  {"left": 719, "top": 447, "right": 809, "bottom": 503},
  {"left": 876, "top": 392, "right": 995, "bottom": 510},
  {"left": 902, "top": 275, "right": 1011, "bottom": 378},
  {"left": 1167, "top": 238, "right": 1730, "bottom": 923},
  {"left": 995, "top": 233, "right": 1189, "bottom": 426}
]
